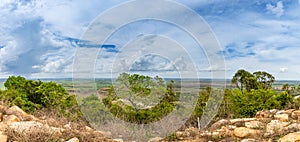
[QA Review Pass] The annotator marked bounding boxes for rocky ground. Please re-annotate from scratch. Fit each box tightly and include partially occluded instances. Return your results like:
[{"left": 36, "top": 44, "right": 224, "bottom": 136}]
[
  {"left": 171, "top": 109, "right": 300, "bottom": 142},
  {"left": 0, "top": 105, "right": 115, "bottom": 142},
  {"left": 1, "top": 105, "right": 300, "bottom": 142}
]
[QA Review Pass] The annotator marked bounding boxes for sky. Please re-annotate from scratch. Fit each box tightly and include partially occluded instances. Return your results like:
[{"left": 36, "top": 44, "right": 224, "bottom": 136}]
[{"left": 0, "top": 0, "right": 300, "bottom": 80}]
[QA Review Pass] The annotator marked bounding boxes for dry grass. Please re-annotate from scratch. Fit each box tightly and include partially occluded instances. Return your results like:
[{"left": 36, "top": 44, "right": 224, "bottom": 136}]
[{"left": 1, "top": 107, "right": 113, "bottom": 142}]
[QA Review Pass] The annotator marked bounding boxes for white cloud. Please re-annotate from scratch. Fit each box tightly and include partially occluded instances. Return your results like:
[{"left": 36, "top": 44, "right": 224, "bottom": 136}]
[
  {"left": 266, "top": 1, "right": 284, "bottom": 17},
  {"left": 280, "top": 67, "right": 288, "bottom": 73}
]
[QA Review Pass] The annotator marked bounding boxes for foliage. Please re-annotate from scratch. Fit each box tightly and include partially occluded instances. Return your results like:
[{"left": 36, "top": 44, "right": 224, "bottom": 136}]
[
  {"left": 0, "top": 76, "right": 82, "bottom": 120},
  {"left": 102, "top": 73, "right": 178, "bottom": 124},
  {"left": 232, "top": 69, "right": 275, "bottom": 92},
  {"left": 232, "top": 69, "right": 254, "bottom": 91}
]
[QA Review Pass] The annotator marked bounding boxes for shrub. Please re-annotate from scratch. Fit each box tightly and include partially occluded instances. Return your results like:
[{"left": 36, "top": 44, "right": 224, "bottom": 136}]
[{"left": 0, "top": 76, "right": 82, "bottom": 120}]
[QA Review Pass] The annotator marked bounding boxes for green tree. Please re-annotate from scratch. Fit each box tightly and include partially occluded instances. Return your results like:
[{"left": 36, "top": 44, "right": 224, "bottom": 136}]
[
  {"left": 253, "top": 71, "right": 275, "bottom": 89},
  {"left": 1, "top": 76, "right": 82, "bottom": 119},
  {"left": 102, "top": 73, "right": 178, "bottom": 124},
  {"left": 113, "top": 73, "right": 166, "bottom": 111},
  {"left": 232, "top": 69, "right": 256, "bottom": 91}
]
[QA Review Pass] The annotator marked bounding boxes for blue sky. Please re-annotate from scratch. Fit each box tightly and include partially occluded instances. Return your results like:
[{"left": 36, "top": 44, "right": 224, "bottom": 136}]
[{"left": 0, "top": 0, "right": 300, "bottom": 80}]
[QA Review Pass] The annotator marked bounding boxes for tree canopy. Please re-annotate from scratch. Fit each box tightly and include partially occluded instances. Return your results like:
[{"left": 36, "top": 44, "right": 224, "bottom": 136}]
[{"left": 232, "top": 69, "right": 275, "bottom": 92}]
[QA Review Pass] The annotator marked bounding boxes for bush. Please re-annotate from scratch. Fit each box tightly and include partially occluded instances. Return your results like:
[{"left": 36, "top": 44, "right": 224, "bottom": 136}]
[{"left": 0, "top": 76, "right": 82, "bottom": 120}]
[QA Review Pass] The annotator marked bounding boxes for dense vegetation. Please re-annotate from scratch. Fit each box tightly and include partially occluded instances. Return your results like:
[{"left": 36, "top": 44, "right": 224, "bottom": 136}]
[
  {"left": 102, "top": 73, "right": 179, "bottom": 124},
  {"left": 0, "top": 76, "right": 82, "bottom": 120}
]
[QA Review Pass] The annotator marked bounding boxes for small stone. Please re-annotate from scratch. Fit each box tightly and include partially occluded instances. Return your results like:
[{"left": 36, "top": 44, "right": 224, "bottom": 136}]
[
  {"left": 113, "top": 139, "right": 123, "bottom": 142},
  {"left": 241, "top": 138, "right": 257, "bottom": 142},
  {"left": 279, "top": 132, "right": 300, "bottom": 142},
  {"left": 245, "top": 121, "right": 265, "bottom": 129},
  {"left": 66, "top": 137, "right": 79, "bottom": 142},
  {"left": 274, "top": 114, "right": 289, "bottom": 122},
  {"left": 85, "top": 126, "right": 93, "bottom": 131},
  {"left": 175, "top": 131, "right": 184, "bottom": 138},
  {"left": 269, "top": 109, "right": 279, "bottom": 114},
  {"left": 148, "top": 137, "right": 163, "bottom": 142},
  {"left": 227, "top": 125, "right": 237, "bottom": 130},
  {"left": 256, "top": 110, "right": 271, "bottom": 118},
  {"left": 96, "top": 131, "right": 110, "bottom": 137},
  {"left": 210, "top": 119, "right": 230, "bottom": 130},
  {"left": 276, "top": 110, "right": 286, "bottom": 115}
]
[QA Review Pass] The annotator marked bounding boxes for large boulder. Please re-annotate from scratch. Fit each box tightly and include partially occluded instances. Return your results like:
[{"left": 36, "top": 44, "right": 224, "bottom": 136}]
[
  {"left": 279, "top": 132, "right": 300, "bottom": 142},
  {"left": 266, "top": 120, "right": 290, "bottom": 135},
  {"left": 5, "top": 106, "right": 38, "bottom": 121},
  {"left": 2, "top": 115, "right": 20, "bottom": 124},
  {"left": 233, "top": 127, "right": 261, "bottom": 138},
  {"left": 8, "top": 121, "right": 64, "bottom": 135},
  {"left": 274, "top": 114, "right": 289, "bottom": 122}
]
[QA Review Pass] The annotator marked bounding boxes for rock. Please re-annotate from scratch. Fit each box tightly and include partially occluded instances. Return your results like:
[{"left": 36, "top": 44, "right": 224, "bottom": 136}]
[
  {"left": 284, "top": 123, "right": 300, "bottom": 132},
  {"left": 5, "top": 106, "right": 37, "bottom": 121},
  {"left": 224, "top": 125, "right": 236, "bottom": 131},
  {"left": 9, "top": 121, "right": 64, "bottom": 135},
  {"left": 233, "top": 127, "right": 261, "bottom": 138},
  {"left": 96, "top": 130, "right": 110, "bottom": 137},
  {"left": 274, "top": 114, "right": 289, "bottom": 122},
  {"left": 256, "top": 110, "right": 271, "bottom": 118},
  {"left": 240, "top": 138, "right": 257, "bottom": 142},
  {"left": 230, "top": 118, "right": 256, "bottom": 124},
  {"left": 184, "top": 127, "right": 199, "bottom": 137},
  {"left": 291, "top": 110, "right": 300, "bottom": 119},
  {"left": 148, "top": 137, "right": 163, "bottom": 142},
  {"left": 276, "top": 110, "right": 286, "bottom": 114},
  {"left": 0, "top": 105, "right": 6, "bottom": 113},
  {"left": 266, "top": 120, "right": 290, "bottom": 135},
  {"left": 0, "top": 134, "right": 8, "bottom": 142},
  {"left": 67, "top": 137, "right": 80, "bottom": 142},
  {"left": 269, "top": 109, "right": 279, "bottom": 114},
  {"left": 245, "top": 121, "right": 265, "bottom": 129},
  {"left": 113, "top": 139, "right": 123, "bottom": 142},
  {"left": 64, "top": 122, "right": 71, "bottom": 129},
  {"left": 175, "top": 131, "right": 184, "bottom": 139},
  {"left": 3, "top": 115, "right": 20, "bottom": 124},
  {"left": 209, "top": 119, "right": 230, "bottom": 130},
  {"left": 85, "top": 126, "right": 93, "bottom": 131},
  {"left": 0, "top": 113, "right": 3, "bottom": 121},
  {"left": 279, "top": 132, "right": 300, "bottom": 142},
  {"left": 285, "top": 109, "right": 295, "bottom": 115}
]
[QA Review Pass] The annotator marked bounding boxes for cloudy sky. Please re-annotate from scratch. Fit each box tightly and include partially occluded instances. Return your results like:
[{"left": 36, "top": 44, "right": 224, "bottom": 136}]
[{"left": 0, "top": 0, "right": 300, "bottom": 80}]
